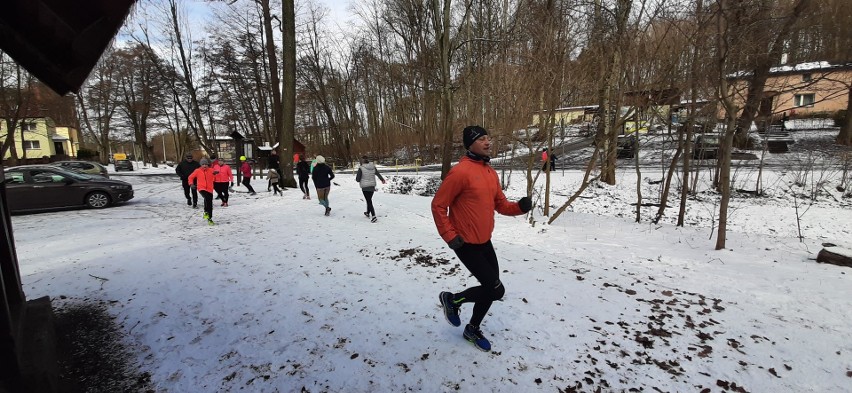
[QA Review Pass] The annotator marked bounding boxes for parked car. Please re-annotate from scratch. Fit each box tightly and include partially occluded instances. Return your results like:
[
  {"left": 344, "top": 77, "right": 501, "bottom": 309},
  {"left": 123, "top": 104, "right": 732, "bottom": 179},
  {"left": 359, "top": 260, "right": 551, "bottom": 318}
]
[
  {"left": 2, "top": 165, "right": 134, "bottom": 213},
  {"left": 53, "top": 160, "right": 109, "bottom": 178},
  {"left": 693, "top": 135, "right": 721, "bottom": 160},
  {"left": 114, "top": 159, "right": 134, "bottom": 171},
  {"left": 616, "top": 134, "right": 637, "bottom": 159}
]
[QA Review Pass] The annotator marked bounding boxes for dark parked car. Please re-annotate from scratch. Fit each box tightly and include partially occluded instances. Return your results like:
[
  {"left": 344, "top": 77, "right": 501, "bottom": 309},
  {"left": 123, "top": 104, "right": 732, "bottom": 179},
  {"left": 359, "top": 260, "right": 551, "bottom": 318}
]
[
  {"left": 114, "top": 159, "right": 134, "bottom": 171},
  {"left": 2, "top": 165, "right": 134, "bottom": 213},
  {"left": 53, "top": 160, "right": 109, "bottom": 178},
  {"left": 693, "top": 135, "right": 721, "bottom": 160},
  {"left": 616, "top": 134, "right": 637, "bottom": 159}
]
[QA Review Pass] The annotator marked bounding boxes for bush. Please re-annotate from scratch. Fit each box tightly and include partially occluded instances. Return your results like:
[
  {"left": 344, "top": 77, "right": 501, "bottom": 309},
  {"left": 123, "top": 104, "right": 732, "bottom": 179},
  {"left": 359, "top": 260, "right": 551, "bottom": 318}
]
[
  {"left": 385, "top": 175, "right": 442, "bottom": 197},
  {"left": 833, "top": 110, "right": 847, "bottom": 128},
  {"left": 76, "top": 148, "right": 98, "bottom": 161}
]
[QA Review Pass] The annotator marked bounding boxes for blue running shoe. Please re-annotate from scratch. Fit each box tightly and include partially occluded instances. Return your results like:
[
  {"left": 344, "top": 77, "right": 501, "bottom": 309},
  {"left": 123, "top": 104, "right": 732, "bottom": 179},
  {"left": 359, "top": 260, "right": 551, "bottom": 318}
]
[
  {"left": 439, "top": 291, "right": 461, "bottom": 327},
  {"left": 463, "top": 324, "right": 491, "bottom": 352}
]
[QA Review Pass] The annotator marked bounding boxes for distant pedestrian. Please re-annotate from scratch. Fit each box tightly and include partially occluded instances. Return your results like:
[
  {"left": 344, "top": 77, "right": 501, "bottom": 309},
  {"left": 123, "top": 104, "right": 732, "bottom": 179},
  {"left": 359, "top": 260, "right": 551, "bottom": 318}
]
[
  {"left": 267, "top": 168, "right": 282, "bottom": 196},
  {"left": 239, "top": 156, "right": 256, "bottom": 195},
  {"left": 212, "top": 156, "right": 233, "bottom": 207},
  {"left": 296, "top": 154, "right": 311, "bottom": 199},
  {"left": 175, "top": 153, "right": 200, "bottom": 208},
  {"left": 188, "top": 157, "right": 217, "bottom": 225},
  {"left": 432, "top": 125, "right": 532, "bottom": 352},
  {"left": 355, "top": 156, "right": 386, "bottom": 223},
  {"left": 267, "top": 150, "right": 281, "bottom": 191},
  {"left": 311, "top": 155, "right": 335, "bottom": 216},
  {"left": 541, "top": 148, "right": 552, "bottom": 172}
]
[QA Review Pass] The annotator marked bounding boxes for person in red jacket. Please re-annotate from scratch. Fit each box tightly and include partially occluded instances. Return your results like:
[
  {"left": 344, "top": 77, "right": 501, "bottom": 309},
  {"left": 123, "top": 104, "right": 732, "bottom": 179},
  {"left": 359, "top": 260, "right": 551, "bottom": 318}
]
[
  {"left": 188, "top": 157, "right": 217, "bottom": 225},
  {"left": 239, "top": 156, "right": 256, "bottom": 195},
  {"left": 212, "top": 156, "right": 234, "bottom": 207},
  {"left": 431, "top": 125, "right": 531, "bottom": 352}
]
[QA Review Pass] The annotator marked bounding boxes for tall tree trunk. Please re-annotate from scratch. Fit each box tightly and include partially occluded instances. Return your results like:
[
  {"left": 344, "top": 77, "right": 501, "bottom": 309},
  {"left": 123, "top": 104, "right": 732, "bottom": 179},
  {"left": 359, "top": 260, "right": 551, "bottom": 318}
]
[
  {"left": 281, "top": 0, "right": 296, "bottom": 187},
  {"left": 434, "top": 0, "right": 454, "bottom": 179},
  {"left": 260, "top": 0, "right": 283, "bottom": 151},
  {"left": 733, "top": 0, "right": 810, "bottom": 147},
  {"left": 595, "top": 0, "right": 631, "bottom": 185},
  {"left": 837, "top": 86, "right": 852, "bottom": 145}
]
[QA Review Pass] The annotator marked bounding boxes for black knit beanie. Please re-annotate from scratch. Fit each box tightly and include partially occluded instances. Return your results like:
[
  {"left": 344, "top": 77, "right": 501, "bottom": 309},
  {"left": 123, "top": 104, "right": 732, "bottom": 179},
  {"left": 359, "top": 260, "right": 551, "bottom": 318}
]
[{"left": 463, "top": 125, "right": 488, "bottom": 150}]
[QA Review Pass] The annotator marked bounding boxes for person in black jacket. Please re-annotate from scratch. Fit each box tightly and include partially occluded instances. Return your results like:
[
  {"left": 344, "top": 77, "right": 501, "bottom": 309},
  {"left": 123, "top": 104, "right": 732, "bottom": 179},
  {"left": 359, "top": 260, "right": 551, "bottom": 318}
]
[
  {"left": 296, "top": 154, "right": 312, "bottom": 199},
  {"left": 175, "top": 153, "right": 200, "bottom": 208},
  {"left": 267, "top": 150, "right": 282, "bottom": 191},
  {"left": 311, "top": 155, "right": 335, "bottom": 216}
]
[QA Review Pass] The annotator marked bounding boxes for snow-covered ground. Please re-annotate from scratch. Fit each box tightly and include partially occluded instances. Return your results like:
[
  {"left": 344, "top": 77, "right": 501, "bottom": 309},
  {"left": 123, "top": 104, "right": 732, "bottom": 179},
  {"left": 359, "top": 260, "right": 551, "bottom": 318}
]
[{"left": 12, "top": 158, "right": 852, "bottom": 392}]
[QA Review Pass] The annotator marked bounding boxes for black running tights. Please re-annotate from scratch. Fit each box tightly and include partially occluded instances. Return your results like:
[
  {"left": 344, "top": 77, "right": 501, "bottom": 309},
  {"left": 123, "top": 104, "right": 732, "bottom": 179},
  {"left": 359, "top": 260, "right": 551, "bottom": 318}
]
[
  {"left": 299, "top": 177, "right": 310, "bottom": 196},
  {"left": 242, "top": 177, "right": 255, "bottom": 193},
  {"left": 200, "top": 190, "right": 213, "bottom": 218},
  {"left": 363, "top": 190, "right": 375, "bottom": 217},
  {"left": 453, "top": 241, "right": 504, "bottom": 327}
]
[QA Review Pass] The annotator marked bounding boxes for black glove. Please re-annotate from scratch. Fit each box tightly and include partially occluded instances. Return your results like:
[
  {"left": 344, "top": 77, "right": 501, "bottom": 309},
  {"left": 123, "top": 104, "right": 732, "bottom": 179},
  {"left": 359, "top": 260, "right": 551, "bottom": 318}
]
[
  {"left": 519, "top": 196, "right": 532, "bottom": 213},
  {"left": 447, "top": 235, "right": 464, "bottom": 250},
  {"left": 190, "top": 184, "right": 197, "bottom": 189},
  {"left": 230, "top": 182, "right": 234, "bottom": 187}
]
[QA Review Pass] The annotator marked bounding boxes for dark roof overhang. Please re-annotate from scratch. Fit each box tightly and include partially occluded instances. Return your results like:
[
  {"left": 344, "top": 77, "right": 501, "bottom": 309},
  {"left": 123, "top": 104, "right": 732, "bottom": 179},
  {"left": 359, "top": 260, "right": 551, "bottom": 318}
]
[{"left": 0, "top": 0, "right": 137, "bottom": 95}]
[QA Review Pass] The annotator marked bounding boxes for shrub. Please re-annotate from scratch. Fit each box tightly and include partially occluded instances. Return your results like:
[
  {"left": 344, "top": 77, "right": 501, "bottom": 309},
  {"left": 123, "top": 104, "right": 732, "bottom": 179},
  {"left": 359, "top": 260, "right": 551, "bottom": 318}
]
[
  {"left": 384, "top": 175, "right": 442, "bottom": 197},
  {"left": 77, "top": 148, "right": 98, "bottom": 160},
  {"left": 833, "top": 110, "right": 846, "bottom": 128}
]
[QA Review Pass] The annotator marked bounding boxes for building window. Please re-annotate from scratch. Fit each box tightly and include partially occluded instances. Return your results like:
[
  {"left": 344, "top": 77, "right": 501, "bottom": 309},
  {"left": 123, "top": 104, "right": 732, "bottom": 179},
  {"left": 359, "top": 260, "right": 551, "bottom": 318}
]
[
  {"left": 22, "top": 140, "right": 40, "bottom": 150},
  {"left": 20, "top": 121, "right": 37, "bottom": 131},
  {"left": 794, "top": 93, "right": 815, "bottom": 107},
  {"left": 802, "top": 73, "right": 812, "bottom": 82}
]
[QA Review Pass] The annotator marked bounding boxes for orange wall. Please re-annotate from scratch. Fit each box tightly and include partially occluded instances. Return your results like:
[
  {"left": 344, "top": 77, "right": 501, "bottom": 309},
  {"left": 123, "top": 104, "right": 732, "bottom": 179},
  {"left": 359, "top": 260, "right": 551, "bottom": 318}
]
[{"left": 723, "top": 68, "right": 852, "bottom": 119}]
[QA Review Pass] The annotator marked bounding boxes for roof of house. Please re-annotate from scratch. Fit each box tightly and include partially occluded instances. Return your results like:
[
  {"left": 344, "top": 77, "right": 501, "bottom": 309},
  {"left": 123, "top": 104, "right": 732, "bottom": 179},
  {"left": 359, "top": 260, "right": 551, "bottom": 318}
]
[{"left": 729, "top": 61, "right": 852, "bottom": 79}]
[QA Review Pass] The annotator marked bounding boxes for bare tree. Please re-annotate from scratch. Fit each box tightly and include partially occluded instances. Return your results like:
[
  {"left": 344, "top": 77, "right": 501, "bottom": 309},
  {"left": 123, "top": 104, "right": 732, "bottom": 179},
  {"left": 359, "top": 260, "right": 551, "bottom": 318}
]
[
  {"left": 115, "top": 44, "right": 167, "bottom": 167},
  {"left": 134, "top": 0, "right": 216, "bottom": 154},
  {"left": 75, "top": 50, "right": 121, "bottom": 164},
  {"left": 298, "top": 1, "right": 351, "bottom": 165},
  {"left": 730, "top": 0, "right": 810, "bottom": 147},
  {"left": 0, "top": 52, "right": 35, "bottom": 164}
]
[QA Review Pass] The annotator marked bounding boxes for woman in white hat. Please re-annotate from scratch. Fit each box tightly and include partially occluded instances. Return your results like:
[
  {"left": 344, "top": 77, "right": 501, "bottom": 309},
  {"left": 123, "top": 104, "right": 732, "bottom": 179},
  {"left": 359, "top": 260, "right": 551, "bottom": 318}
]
[{"left": 311, "top": 155, "right": 335, "bottom": 216}]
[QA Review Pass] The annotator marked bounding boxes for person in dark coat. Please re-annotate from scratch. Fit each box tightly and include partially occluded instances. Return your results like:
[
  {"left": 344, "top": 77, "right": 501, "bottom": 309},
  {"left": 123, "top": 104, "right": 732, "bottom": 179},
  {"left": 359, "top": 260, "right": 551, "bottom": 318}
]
[
  {"left": 296, "top": 154, "right": 312, "bottom": 199},
  {"left": 175, "top": 153, "right": 200, "bottom": 208},
  {"left": 267, "top": 150, "right": 281, "bottom": 191},
  {"left": 311, "top": 155, "right": 335, "bottom": 216}
]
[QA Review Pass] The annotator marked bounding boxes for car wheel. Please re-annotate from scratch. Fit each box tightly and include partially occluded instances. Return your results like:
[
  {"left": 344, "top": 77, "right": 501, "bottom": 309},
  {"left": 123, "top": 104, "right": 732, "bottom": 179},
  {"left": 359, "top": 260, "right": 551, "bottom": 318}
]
[{"left": 86, "top": 191, "right": 111, "bottom": 209}]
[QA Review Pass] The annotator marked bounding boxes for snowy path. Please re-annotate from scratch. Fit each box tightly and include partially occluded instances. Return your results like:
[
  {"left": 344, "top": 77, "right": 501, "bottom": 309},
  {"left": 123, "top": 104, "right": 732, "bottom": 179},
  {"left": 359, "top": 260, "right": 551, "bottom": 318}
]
[{"left": 12, "top": 170, "right": 852, "bottom": 392}]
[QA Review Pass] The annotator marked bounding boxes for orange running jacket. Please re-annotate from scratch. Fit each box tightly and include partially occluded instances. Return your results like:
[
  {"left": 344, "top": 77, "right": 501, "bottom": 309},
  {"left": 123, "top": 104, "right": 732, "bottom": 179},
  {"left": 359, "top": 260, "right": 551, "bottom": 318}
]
[{"left": 431, "top": 155, "right": 524, "bottom": 245}]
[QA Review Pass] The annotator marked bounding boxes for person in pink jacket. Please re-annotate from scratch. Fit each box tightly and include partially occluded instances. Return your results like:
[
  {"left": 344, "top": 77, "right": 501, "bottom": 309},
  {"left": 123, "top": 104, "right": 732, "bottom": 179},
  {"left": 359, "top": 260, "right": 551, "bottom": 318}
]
[
  {"left": 239, "top": 156, "right": 256, "bottom": 195},
  {"left": 212, "top": 156, "right": 234, "bottom": 207},
  {"left": 188, "top": 157, "right": 217, "bottom": 224}
]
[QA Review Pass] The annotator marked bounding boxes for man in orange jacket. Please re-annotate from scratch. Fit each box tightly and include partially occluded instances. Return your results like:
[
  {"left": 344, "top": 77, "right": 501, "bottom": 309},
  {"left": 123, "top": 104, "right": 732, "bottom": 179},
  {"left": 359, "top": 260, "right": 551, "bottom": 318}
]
[
  {"left": 431, "top": 125, "right": 532, "bottom": 352},
  {"left": 188, "top": 157, "right": 217, "bottom": 225}
]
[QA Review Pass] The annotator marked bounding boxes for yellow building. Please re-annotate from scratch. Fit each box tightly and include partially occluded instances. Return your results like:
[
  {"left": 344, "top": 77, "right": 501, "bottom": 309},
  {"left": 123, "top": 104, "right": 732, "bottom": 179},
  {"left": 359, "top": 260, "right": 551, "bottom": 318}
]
[
  {"left": 1, "top": 117, "right": 79, "bottom": 160},
  {"left": 532, "top": 105, "right": 598, "bottom": 126}
]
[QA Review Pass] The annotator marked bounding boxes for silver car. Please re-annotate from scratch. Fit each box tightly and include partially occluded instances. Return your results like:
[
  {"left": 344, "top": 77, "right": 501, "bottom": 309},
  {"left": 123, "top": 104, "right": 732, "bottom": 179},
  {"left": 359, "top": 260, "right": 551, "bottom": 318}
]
[{"left": 53, "top": 160, "right": 109, "bottom": 178}]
